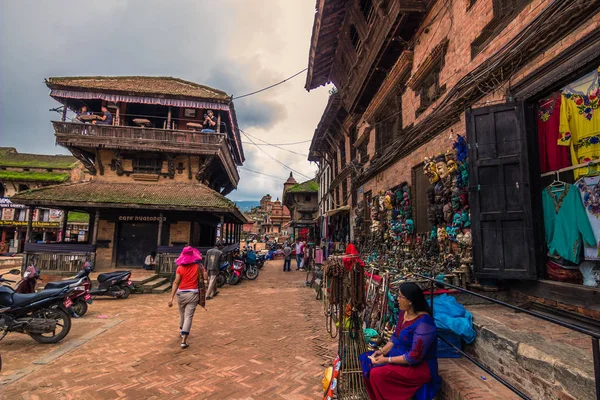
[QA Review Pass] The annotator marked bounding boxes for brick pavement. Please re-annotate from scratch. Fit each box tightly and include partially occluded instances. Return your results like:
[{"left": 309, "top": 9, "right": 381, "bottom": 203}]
[{"left": 1, "top": 260, "right": 337, "bottom": 399}]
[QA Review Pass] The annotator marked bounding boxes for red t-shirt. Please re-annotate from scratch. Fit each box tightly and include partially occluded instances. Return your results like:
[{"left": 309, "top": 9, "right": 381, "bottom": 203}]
[{"left": 176, "top": 264, "right": 199, "bottom": 291}]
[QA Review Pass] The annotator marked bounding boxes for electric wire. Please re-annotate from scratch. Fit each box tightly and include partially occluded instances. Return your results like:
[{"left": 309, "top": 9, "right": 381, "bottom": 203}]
[
  {"left": 232, "top": 68, "right": 308, "bottom": 100},
  {"left": 239, "top": 167, "right": 288, "bottom": 181},
  {"left": 241, "top": 130, "right": 309, "bottom": 157},
  {"left": 241, "top": 139, "right": 312, "bottom": 146}
]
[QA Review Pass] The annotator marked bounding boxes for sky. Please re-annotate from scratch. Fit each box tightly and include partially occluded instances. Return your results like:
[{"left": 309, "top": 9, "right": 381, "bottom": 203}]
[{"left": 0, "top": 0, "right": 331, "bottom": 201}]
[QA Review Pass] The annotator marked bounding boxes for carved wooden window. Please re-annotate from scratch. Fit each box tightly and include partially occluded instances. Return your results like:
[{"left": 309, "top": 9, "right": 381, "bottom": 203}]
[
  {"left": 408, "top": 39, "right": 449, "bottom": 117},
  {"left": 471, "top": 0, "right": 532, "bottom": 58},
  {"left": 133, "top": 157, "right": 162, "bottom": 174},
  {"left": 375, "top": 115, "right": 398, "bottom": 156},
  {"left": 359, "top": 138, "right": 369, "bottom": 164},
  {"left": 417, "top": 67, "right": 444, "bottom": 114},
  {"left": 359, "top": 0, "right": 375, "bottom": 24},
  {"left": 350, "top": 25, "right": 362, "bottom": 53},
  {"left": 339, "top": 138, "right": 346, "bottom": 167}
]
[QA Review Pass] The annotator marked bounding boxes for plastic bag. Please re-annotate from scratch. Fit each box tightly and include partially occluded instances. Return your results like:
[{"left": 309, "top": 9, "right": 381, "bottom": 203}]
[{"left": 428, "top": 294, "right": 476, "bottom": 344}]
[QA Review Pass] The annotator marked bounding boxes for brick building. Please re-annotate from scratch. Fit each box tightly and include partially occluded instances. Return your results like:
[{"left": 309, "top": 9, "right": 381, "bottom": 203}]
[
  {"left": 283, "top": 175, "right": 319, "bottom": 241},
  {"left": 306, "top": 2, "right": 599, "bottom": 313},
  {"left": 0, "top": 147, "right": 88, "bottom": 252},
  {"left": 12, "top": 76, "right": 246, "bottom": 273}
]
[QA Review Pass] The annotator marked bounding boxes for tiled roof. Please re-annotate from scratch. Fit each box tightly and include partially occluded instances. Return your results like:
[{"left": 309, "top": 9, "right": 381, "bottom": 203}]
[
  {"left": 47, "top": 76, "right": 230, "bottom": 101},
  {"left": 0, "top": 151, "right": 77, "bottom": 169},
  {"left": 286, "top": 179, "right": 318, "bottom": 193},
  {"left": 0, "top": 171, "right": 71, "bottom": 184},
  {"left": 12, "top": 180, "right": 238, "bottom": 211}
]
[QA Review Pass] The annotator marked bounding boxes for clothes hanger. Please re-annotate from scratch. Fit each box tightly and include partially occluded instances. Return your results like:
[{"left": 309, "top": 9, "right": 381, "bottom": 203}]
[
  {"left": 549, "top": 170, "right": 566, "bottom": 193},
  {"left": 584, "top": 160, "right": 600, "bottom": 177}
]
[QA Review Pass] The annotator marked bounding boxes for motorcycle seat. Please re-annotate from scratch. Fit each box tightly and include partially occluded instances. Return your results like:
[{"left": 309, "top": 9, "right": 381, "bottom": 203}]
[
  {"left": 97, "top": 271, "right": 129, "bottom": 283},
  {"left": 44, "top": 278, "right": 81, "bottom": 289},
  {"left": 11, "top": 288, "right": 65, "bottom": 307}
]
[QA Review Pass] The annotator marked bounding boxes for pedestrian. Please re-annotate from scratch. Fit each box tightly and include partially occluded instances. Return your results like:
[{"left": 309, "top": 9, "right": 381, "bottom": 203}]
[
  {"left": 143, "top": 251, "right": 157, "bottom": 270},
  {"left": 205, "top": 240, "right": 223, "bottom": 300},
  {"left": 295, "top": 238, "right": 304, "bottom": 271},
  {"left": 283, "top": 242, "right": 292, "bottom": 272},
  {"left": 168, "top": 246, "right": 206, "bottom": 349}
]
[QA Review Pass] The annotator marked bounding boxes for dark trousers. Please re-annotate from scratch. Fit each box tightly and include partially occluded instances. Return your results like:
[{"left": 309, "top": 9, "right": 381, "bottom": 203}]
[{"left": 283, "top": 258, "right": 291, "bottom": 271}]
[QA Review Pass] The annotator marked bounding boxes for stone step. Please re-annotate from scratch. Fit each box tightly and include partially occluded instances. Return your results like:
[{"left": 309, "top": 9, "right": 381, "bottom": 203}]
[
  {"left": 152, "top": 281, "right": 172, "bottom": 294},
  {"left": 438, "top": 358, "right": 520, "bottom": 399},
  {"left": 465, "top": 305, "right": 596, "bottom": 400},
  {"left": 140, "top": 276, "right": 169, "bottom": 293}
]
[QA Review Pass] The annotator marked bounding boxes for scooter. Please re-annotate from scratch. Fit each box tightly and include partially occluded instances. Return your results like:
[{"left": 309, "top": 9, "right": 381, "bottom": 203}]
[
  {"left": 15, "top": 262, "right": 41, "bottom": 294},
  {"left": 0, "top": 269, "right": 80, "bottom": 344},
  {"left": 78, "top": 262, "right": 135, "bottom": 299}
]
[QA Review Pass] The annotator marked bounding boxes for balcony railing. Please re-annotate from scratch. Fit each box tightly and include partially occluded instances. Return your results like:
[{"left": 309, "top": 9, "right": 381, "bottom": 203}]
[{"left": 52, "top": 121, "right": 239, "bottom": 185}]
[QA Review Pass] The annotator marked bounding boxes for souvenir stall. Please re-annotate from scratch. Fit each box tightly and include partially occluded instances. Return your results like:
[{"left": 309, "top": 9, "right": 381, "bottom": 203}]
[{"left": 538, "top": 66, "right": 600, "bottom": 287}]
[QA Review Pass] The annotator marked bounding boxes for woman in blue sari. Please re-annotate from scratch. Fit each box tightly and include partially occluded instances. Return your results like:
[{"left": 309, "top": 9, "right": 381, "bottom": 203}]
[{"left": 360, "top": 283, "right": 440, "bottom": 400}]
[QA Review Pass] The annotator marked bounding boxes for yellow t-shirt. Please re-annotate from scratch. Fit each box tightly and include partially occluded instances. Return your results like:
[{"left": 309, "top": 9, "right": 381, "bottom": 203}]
[{"left": 558, "top": 67, "right": 600, "bottom": 179}]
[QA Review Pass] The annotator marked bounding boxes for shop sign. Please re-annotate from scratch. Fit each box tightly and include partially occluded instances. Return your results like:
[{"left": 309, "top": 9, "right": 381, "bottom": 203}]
[
  {"left": 0, "top": 197, "right": 26, "bottom": 209},
  {"left": 0, "top": 220, "right": 60, "bottom": 228},
  {"left": 2, "top": 208, "right": 15, "bottom": 221},
  {"left": 118, "top": 215, "right": 167, "bottom": 222},
  {"left": 49, "top": 209, "right": 63, "bottom": 222}
]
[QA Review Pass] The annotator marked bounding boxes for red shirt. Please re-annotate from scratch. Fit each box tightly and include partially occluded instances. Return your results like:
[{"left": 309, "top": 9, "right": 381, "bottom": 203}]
[{"left": 176, "top": 264, "right": 199, "bottom": 291}]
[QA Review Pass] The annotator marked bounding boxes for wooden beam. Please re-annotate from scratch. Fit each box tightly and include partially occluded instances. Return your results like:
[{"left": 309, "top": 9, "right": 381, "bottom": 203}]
[
  {"left": 167, "top": 106, "right": 172, "bottom": 129},
  {"left": 61, "top": 106, "right": 67, "bottom": 122},
  {"left": 95, "top": 148, "right": 104, "bottom": 175},
  {"left": 91, "top": 209, "right": 100, "bottom": 245},
  {"left": 196, "top": 155, "right": 214, "bottom": 181},
  {"left": 25, "top": 207, "right": 34, "bottom": 243},
  {"left": 188, "top": 155, "right": 192, "bottom": 180},
  {"left": 61, "top": 209, "right": 68, "bottom": 243},
  {"left": 157, "top": 211, "right": 164, "bottom": 246},
  {"left": 216, "top": 112, "right": 221, "bottom": 134}
]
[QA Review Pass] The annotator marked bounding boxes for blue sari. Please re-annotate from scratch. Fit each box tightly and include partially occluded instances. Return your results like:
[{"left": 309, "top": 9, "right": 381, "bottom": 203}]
[{"left": 360, "top": 313, "right": 440, "bottom": 400}]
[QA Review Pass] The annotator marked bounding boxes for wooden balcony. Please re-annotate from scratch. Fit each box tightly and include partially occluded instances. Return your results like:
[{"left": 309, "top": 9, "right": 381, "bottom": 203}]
[{"left": 52, "top": 121, "right": 239, "bottom": 185}]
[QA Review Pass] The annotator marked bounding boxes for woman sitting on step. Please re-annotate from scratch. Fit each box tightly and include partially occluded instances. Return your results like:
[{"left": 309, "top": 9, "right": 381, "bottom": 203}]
[{"left": 360, "top": 282, "right": 441, "bottom": 400}]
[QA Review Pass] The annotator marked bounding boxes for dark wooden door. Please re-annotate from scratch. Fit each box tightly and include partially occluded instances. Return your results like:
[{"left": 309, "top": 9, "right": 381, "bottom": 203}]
[
  {"left": 466, "top": 102, "right": 537, "bottom": 279},
  {"left": 117, "top": 222, "right": 159, "bottom": 267}
]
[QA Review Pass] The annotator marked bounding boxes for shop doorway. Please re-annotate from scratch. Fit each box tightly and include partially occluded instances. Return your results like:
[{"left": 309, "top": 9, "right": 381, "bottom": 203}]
[{"left": 117, "top": 222, "right": 158, "bottom": 267}]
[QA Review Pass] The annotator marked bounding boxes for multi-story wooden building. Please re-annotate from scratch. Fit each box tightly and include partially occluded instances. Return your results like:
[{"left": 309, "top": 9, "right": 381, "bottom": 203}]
[
  {"left": 307, "top": 1, "right": 600, "bottom": 314},
  {"left": 283, "top": 174, "right": 319, "bottom": 241},
  {"left": 0, "top": 147, "right": 87, "bottom": 253},
  {"left": 12, "top": 76, "right": 246, "bottom": 272}
]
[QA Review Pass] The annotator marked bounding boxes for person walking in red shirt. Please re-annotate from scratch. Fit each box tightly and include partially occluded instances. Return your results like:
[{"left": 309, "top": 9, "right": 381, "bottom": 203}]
[{"left": 168, "top": 246, "right": 206, "bottom": 349}]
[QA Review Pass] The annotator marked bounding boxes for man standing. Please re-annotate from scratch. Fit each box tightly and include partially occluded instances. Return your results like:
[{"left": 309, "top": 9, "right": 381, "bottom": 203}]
[
  {"left": 295, "top": 238, "right": 304, "bottom": 271},
  {"left": 283, "top": 242, "right": 292, "bottom": 272},
  {"left": 205, "top": 240, "right": 223, "bottom": 300}
]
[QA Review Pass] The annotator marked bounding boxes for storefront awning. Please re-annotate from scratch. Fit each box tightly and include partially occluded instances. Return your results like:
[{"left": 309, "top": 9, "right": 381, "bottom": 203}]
[{"left": 326, "top": 205, "right": 350, "bottom": 217}]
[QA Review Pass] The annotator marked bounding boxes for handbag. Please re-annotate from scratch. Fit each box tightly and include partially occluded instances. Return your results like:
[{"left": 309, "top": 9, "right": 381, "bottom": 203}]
[{"left": 197, "top": 265, "right": 207, "bottom": 309}]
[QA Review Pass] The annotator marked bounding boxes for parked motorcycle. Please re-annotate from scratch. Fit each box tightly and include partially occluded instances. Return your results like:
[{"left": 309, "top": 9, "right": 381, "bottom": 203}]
[
  {"left": 43, "top": 268, "right": 93, "bottom": 317},
  {"left": 256, "top": 254, "right": 266, "bottom": 270},
  {"left": 216, "top": 262, "right": 233, "bottom": 288},
  {"left": 241, "top": 250, "right": 260, "bottom": 280},
  {"left": 15, "top": 262, "right": 41, "bottom": 294},
  {"left": 0, "top": 269, "right": 79, "bottom": 344},
  {"left": 71, "top": 262, "right": 134, "bottom": 299}
]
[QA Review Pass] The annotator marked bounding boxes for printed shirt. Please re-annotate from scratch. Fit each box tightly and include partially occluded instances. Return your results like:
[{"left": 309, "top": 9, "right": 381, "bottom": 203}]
[
  {"left": 559, "top": 67, "right": 600, "bottom": 179},
  {"left": 575, "top": 176, "right": 600, "bottom": 260},
  {"left": 542, "top": 183, "right": 596, "bottom": 263},
  {"left": 205, "top": 248, "right": 222, "bottom": 272},
  {"left": 176, "top": 264, "right": 199, "bottom": 292}
]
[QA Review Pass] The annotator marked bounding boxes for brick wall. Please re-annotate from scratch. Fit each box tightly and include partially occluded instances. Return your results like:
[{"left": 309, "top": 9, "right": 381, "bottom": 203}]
[
  {"left": 95, "top": 219, "right": 115, "bottom": 269},
  {"left": 169, "top": 221, "right": 191, "bottom": 245}
]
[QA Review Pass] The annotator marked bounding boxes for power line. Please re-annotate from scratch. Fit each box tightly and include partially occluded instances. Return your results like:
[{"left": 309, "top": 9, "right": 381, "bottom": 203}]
[
  {"left": 242, "top": 130, "right": 308, "bottom": 157},
  {"left": 232, "top": 68, "right": 308, "bottom": 100},
  {"left": 240, "top": 167, "right": 288, "bottom": 181},
  {"left": 241, "top": 139, "right": 312, "bottom": 146},
  {"left": 239, "top": 128, "right": 313, "bottom": 180}
]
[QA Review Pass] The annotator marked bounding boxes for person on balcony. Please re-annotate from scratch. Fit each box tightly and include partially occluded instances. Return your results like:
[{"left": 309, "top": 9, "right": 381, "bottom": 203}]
[
  {"left": 74, "top": 105, "right": 92, "bottom": 123},
  {"left": 92, "top": 105, "right": 113, "bottom": 125},
  {"left": 201, "top": 109, "right": 217, "bottom": 133},
  {"left": 360, "top": 282, "right": 440, "bottom": 400}
]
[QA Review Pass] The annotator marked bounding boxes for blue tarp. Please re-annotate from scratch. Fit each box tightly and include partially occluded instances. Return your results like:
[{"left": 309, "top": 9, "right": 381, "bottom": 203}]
[{"left": 428, "top": 294, "right": 476, "bottom": 344}]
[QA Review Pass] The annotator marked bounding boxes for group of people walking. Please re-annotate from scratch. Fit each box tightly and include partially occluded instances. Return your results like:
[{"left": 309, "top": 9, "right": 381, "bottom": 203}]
[{"left": 282, "top": 238, "right": 307, "bottom": 272}]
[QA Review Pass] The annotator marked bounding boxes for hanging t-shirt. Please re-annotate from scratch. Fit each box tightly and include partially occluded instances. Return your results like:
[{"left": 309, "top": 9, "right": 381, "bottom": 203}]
[
  {"left": 538, "top": 93, "right": 571, "bottom": 173},
  {"left": 575, "top": 175, "right": 600, "bottom": 260},
  {"left": 542, "top": 183, "right": 596, "bottom": 264},
  {"left": 558, "top": 67, "right": 600, "bottom": 179}
]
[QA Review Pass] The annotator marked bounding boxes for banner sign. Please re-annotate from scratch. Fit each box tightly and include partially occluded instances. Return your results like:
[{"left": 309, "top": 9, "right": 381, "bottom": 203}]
[
  {"left": 0, "top": 220, "right": 60, "bottom": 228},
  {"left": 118, "top": 215, "right": 167, "bottom": 222},
  {"left": 0, "top": 197, "right": 26, "bottom": 208}
]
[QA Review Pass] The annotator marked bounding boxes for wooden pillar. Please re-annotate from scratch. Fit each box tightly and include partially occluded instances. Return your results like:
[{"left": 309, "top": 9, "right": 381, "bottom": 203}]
[
  {"left": 216, "top": 112, "right": 221, "bottom": 133},
  {"left": 225, "top": 223, "right": 230, "bottom": 245},
  {"left": 219, "top": 216, "right": 224, "bottom": 242},
  {"left": 91, "top": 209, "right": 100, "bottom": 245},
  {"left": 86, "top": 211, "right": 95, "bottom": 244},
  {"left": 61, "top": 106, "right": 67, "bottom": 122},
  {"left": 115, "top": 103, "right": 120, "bottom": 126},
  {"left": 25, "top": 207, "right": 34, "bottom": 243},
  {"left": 61, "top": 209, "right": 68, "bottom": 243},
  {"left": 167, "top": 107, "right": 172, "bottom": 129},
  {"left": 157, "top": 212, "right": 164, "bottom": 247}
]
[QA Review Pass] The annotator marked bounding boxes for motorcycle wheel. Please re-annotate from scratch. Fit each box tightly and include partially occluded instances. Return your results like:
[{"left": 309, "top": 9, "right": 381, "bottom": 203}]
[
  {"left": 120, "top": 286, "right": 131, "bottom": 299},
  {"left": 245, "top": 266, "right": 259, "bottom": 280},
  {"left": 29, "top": 307, "right": 72, "bottom": 344},
  {"left": 228, "top": 274, "right": 240, "bottom": 285},
  {"left": 71, "top": 299, "right": 88, "bottom": 317},
  {"left": 216, "top": 274, "right": 226, "bottom": 288},
  {"left": 256, "top": 261, "right": 264, "bottom": 270}
]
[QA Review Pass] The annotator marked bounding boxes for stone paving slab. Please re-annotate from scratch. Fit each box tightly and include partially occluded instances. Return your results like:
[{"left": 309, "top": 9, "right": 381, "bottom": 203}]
[{"left": 1, "top": 260, "right": 337, "bottom": 399}]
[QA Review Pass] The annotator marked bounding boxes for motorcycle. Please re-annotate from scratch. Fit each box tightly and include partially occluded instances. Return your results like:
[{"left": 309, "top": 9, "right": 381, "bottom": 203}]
[
  {"left": 43, "top": 268, "right": 93, "bottom": 317},
  {"left": 15, "top": 262, "right": 41, "bottom": 294},
  {"left": 86, "top": 263, "right": 135, "bottom": 299},
  {"left": 228, "top": 260, "right": 243, "bottom": 285},
  {"left": 241, "top": 250, "right": 260, "bottom": 280},
  {"left": 216, "top": 262, "right": 233, "bottom": 288},
  {"left": 256, "top": 254, "right": 266, "bottom": 270},
  {"left": 0, "top": 269, "right": 79, "bottom": 344}
]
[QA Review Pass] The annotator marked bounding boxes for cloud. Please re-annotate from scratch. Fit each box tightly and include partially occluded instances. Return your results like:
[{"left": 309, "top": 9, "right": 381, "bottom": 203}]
[{"left": 1, "top": 0, "right": 330, "bottom": 200}]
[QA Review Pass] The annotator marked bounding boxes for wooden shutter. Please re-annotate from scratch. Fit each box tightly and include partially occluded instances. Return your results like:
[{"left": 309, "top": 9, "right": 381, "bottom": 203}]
[{"left": 466, "top": 102, "right": 537, "bottom": 279}]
